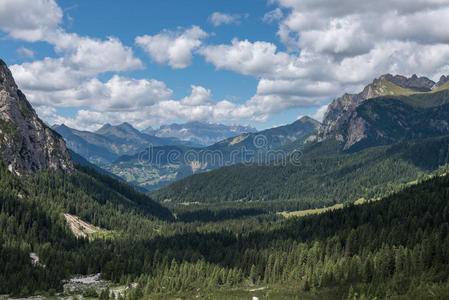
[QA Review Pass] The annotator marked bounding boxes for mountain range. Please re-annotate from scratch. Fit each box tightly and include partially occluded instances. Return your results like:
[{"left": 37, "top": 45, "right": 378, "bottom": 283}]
[
  {"left": 153, "top": 73, "right": 449, "bottom": 205},
  {"left": 52, "top": 122, "right": 199, "bottom": 165},
  {"left": 103, "top": 116, "right": 320, "bottom": 190},
  {"left": 2, "top": 57, "right": 449, "bottom": 299},
  {"left": 143, "top": 121, "right": 257, "bottom": 146}
]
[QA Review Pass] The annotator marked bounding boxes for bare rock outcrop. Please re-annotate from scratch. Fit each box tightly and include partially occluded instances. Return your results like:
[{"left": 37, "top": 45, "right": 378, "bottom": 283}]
[{"left": 0, "top": 59, "right": 73, "bottom": 175}]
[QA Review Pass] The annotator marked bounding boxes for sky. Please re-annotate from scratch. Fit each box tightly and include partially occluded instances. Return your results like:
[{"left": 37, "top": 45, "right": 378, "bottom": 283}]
[{"left": 1, "top": 0, "right": 449, "bottom": 131}]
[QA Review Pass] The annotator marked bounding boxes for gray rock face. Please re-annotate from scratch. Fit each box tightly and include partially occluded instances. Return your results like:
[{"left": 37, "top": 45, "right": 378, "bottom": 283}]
[
  {"left": 0, "top": 59, "right": 74, "bottom": 175},
  {"left": 320, "top": 74, "right": 437, "bottom": 142},
  {"left": 378, "top": 74, "right": 435, "bottom": 91},
  {"left": 320, "top": 79, "right": 381, "bottom": 141},
  {"left": 319, "top": 73, "right": 449, "bottom": 152},
  {"left": 435, "top": 75, "right": 449, "bottom": 88}
]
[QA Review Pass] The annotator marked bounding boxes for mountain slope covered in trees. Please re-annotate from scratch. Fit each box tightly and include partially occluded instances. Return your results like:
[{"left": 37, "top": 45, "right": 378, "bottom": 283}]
[
  {"left": 153, "top": 77, "right": 449, "bottom": 207},
  {"left": 3, "top": 158, "right": 449, "bottom": 299},
  {"left": 152, "top": 134, "right": 449, "bottom": 208}
]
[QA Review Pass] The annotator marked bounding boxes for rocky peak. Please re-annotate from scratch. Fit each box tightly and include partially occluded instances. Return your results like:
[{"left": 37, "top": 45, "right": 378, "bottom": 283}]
[
  {"left": 96, "top": 123, "right": 112, "bottom": 132},
  {"left": 319, "top": 72, "right": 449, "bottom": 152},
  {"left": 435, "top": 75, "right": 449, "bottom": 88},
  {"left": 0, "top": 59, "right": 19, "bottom": 97},
  {"left": 320, "top": 73, "right": 441, "bottom": 142},
  {"left": 377, "top": 74, "right": 435, "bottom": 91},
  {"left": 96, "top": 122, "right": 142, "bottom": 137},
  {"left": 0, "top": 59, "right": 74, "bottom": 175}
]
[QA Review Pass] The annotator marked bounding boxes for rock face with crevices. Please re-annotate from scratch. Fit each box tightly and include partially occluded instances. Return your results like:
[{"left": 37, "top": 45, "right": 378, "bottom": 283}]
[
  {"left": 319, "top": 73, "right": 449, "bottom": 152},
  {"left": 0, "top": 59, "right": 73, "bottom": 175}
]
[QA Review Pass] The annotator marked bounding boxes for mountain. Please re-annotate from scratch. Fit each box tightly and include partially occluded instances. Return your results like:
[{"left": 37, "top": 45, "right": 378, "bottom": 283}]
[
  {"left": 153, "top": 73, "right": 449, "bottom": 207},
  {"left": 2, "top": 57, "right": 448, "bottom": 300},
  {"left": 319, "top": 73, "right": 449, "bottom": 151},
  {"left": 151, "top": 135, "right": 449, "bottom": 208},
  {"left": 143, "top": 121, "right": 257, "bottom": 146},
  {"left": 0, "top": 59, "right": 73, "bottom": 175},
  {"left": 0, "top": 59, "right": 173, "bottom": 294},
  {"left": 53, "top": 122, "right": 197, "bottom": 165},
  {"left": 210, "top": 116, "right": 320, "bottom": 152},
  {"left": 104, "top": 116, "right": 320, "bottom": 190}
]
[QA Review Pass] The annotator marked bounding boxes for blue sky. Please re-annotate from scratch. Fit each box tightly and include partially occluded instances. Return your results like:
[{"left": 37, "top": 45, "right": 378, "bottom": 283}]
[{"left": 1, "top": 0, "right": 449, "bottom": 131}]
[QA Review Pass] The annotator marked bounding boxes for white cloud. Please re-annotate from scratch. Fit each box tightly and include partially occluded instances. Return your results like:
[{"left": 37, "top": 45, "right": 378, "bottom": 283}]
[
  {"left": 11, "top": 69, "right": 173, "bottom": 111},
  {"left": 200, "top": 38, "right": 308, "bottom": 79},
  {"left": 16, "top": 47, "right": 35, "bottom": 59},
  {"left": 209, "top": 12, "right": 248, "bottom": 27},
  {"left": 4, "top": 0, "right": 449, "bottom": 131},
  {"left": 311, "top": 104, "right": 329, "bottom": 122},
  {"left": 262, "top": 8, "right": 283, "bottom": 23},
  {"left": 274, "top": 0, "right": 449, "bottom": 58},
  {"left": 0, "top": 0, "right": 62, "bottom": 42},
  {"left": 197, "top": 0, "right": 449, "bottom": 123},
  {"left": 0, "top": 0, "right": 142, "bottom": 73},
  {"left": 135, "top": 26, "right": 207, "bottom": 69},
  {"left": 54, "top": 33, "right": 143, "bottom": 73},
  {"left": 181, "top": 85, "right": 214, "bottom": 106}
]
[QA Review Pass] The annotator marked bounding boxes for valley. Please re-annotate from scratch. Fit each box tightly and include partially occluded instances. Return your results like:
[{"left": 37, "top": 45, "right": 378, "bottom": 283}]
[{"left": 2, "top": 31, "right": 449, "bottom": 300}]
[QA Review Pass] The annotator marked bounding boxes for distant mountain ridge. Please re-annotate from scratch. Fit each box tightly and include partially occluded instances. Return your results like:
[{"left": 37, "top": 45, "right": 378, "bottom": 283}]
[
  {"left": 144, "top": 121, "right": 257, "bottom": 146},
  {"left": 104, "top": 116, "right": 320, "bottom": 190},
  {"left": 53, "top": 122, "right": 198, "bottom": 165},
  {"left": 0, "top": 59, "right": 73, "bottom": 175}
]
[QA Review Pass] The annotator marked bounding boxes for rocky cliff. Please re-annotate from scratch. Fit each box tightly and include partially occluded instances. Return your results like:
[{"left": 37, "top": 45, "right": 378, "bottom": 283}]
[
  {"left": 319, "top": 73, "right": 449, "bottom": 151},
  {"left": 0, "top": 59, "right": 73, "bottom": 175}
]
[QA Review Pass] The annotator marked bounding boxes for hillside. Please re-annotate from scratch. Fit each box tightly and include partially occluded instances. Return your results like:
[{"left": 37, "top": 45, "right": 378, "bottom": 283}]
[
  {"left": 336, "top": 93, "right": 449, "bottom": 152},
  {"left": 152, "top": 133, "right": 449, "bottom": 210},
  {"left": 0, "top": 59, "right": 175, "bottom": 295},
  {"left": 0, "top": 160, "right": 174, "bottom": 295},
  {"left": 104, "top": 116, "right": 320, "bottom": 190}
]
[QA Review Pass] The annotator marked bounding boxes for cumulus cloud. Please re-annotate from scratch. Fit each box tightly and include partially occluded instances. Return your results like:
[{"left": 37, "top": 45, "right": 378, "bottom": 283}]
[
  {"left": 0, "top": 0, "right": 142, "bottom": 73},
  {"left": 181, "top": 85, "right": 214, "bottom": 106},
  {"left": 200, "top": 38, "right": 309, "bottom": 79},
  {"left": 1, "top": 0, "right": 144, "bottom": 118},
  {"left": 275, "top": 0, "right": 449, "bottom": 59},
  {"left": 209, "top": 12, "right": 248, "bottom": 26},
  {"left": 4, "top": 0, "right": 449, "bottom": 130},
  {"left": 11, "top": 68, "right": 173, "bottom": 111},
  {"left": 136, "top": 26, "right": 207, "bottom": 69},
  {"left": 197, "top": 0, "right": 449, "bottom": 122},
  {"left": 0, "top": 0, "right": 62, "bottom": 42}
]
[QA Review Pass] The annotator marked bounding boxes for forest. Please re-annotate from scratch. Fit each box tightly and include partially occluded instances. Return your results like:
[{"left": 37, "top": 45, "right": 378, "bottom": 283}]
[
  {"left": 152, "top": 135, "right": 449, "bottom": 210},
  {"left": 1, "top": 156, "right": 449, "bottom": 299}
]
